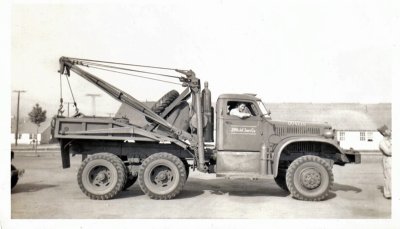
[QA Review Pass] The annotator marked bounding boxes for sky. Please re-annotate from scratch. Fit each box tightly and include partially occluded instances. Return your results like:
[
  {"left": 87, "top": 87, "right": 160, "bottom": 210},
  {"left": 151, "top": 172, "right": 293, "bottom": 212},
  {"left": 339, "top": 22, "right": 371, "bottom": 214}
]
[{"left": 8, "top": 0, "right": 397, "bottom": 118}]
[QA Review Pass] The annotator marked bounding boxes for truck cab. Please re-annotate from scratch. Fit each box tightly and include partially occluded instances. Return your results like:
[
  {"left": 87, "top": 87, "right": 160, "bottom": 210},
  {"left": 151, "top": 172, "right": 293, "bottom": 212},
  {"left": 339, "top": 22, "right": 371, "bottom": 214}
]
[
  {"left": 214, "top": 94, "right": 359, "bottom": 182},
  {"left": 216, "top": 94, "right": 271, "bottom": 152}
]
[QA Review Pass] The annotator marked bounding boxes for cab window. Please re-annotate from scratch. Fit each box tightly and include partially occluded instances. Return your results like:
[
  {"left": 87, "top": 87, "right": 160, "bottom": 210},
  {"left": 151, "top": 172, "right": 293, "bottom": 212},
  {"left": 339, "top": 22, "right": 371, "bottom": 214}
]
[{"left": 226, "top": 101, "right": 258, "bottom": 116}]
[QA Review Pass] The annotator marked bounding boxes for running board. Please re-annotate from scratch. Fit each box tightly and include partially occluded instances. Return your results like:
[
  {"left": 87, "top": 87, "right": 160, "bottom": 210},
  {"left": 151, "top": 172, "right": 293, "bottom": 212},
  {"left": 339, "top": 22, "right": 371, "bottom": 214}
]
[{"left": 216, "top": 173, "right": 274, "bottom": 180}]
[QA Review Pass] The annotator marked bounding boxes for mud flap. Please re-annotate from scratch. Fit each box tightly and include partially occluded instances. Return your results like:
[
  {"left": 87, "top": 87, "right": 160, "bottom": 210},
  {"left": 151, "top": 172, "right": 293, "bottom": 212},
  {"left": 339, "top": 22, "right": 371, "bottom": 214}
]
[{"left": 60, "top": 139, "right": 71, "bottom": 168}]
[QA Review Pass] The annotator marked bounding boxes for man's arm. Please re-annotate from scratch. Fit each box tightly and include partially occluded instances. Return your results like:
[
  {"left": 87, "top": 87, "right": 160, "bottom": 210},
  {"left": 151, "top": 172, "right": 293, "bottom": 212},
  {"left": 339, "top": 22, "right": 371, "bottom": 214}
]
[
  {"left": 379, "top": 138, "right": 392, "bottom": 156},
  {"left": 230, "top": 109, "right": 251, "bottom": 118}
]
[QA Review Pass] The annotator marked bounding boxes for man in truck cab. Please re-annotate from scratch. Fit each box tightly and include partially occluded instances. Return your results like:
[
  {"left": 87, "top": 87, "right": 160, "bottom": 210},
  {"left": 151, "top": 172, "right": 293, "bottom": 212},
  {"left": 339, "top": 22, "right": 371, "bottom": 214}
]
[{"left": 229, "top": 103, "right": 252, "bottom": 119}]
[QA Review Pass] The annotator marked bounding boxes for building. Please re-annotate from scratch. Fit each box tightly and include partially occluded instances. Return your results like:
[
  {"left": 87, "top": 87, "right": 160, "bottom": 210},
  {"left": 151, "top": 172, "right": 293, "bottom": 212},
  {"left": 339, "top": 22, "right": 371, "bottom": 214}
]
[{"left": 10, "top": 117, "right": 52, "bottom": 145}]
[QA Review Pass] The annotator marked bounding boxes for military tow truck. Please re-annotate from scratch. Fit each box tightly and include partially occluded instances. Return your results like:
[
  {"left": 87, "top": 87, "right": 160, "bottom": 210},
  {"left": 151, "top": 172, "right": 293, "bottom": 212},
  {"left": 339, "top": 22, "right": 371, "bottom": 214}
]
[{"left": 53, "top": 57, "right": 360, "bottom": 201}]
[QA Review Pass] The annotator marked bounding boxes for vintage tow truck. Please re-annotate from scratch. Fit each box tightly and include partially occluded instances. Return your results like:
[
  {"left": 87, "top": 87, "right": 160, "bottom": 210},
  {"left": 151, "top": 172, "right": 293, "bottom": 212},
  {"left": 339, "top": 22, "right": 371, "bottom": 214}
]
[{"left": 53, "top": 57, "right": 360, "bottom": 201}]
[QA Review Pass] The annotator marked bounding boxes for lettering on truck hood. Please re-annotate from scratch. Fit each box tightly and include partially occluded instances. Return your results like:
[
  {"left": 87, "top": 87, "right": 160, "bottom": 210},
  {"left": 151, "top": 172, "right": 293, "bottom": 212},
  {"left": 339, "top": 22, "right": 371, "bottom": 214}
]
[{"left": 287, "top": 121, "right": 307, "bottom": 126}]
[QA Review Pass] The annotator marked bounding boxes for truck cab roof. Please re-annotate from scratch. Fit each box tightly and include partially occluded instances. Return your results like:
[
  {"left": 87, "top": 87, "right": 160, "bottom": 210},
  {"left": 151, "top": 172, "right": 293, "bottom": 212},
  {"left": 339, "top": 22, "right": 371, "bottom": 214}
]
[{"left": 218, "top": 93, "right": 260, "bottom": 101}]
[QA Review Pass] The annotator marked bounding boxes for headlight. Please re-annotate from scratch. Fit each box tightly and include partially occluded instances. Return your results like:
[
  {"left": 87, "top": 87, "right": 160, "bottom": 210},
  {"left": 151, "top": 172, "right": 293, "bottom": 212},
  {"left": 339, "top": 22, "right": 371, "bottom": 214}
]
[{"left": 323, "top": 129, "right": 334, "bottom": 139}]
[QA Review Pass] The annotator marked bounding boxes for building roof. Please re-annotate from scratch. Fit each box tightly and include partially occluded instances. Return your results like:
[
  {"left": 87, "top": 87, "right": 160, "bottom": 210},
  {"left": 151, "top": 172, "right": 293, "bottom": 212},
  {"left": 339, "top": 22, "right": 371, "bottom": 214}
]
[
  {"left": 11, "top": 117, "right": 52, "bottom": 134},
  {"left": 267, "top": 103, "right": 391, "bottom": 131}
]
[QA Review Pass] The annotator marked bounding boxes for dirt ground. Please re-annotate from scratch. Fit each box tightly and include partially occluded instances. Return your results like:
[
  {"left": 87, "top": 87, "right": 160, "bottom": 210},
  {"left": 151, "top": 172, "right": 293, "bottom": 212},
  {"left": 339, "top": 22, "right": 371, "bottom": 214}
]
[{"left": 10, "top": 150, "right": 391, "bottom": 219}]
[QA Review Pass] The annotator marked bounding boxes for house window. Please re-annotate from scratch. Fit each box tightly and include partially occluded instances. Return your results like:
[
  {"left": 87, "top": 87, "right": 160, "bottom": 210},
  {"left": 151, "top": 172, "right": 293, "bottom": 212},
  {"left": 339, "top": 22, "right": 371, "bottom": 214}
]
[
  {"left": 30, "top": 133, "right": 37, "bottom": 139},
  {"left": 360, "top": 132, "right": 366, "bottom": 141},
  {"left": 18, "top": 134, "right": 22, "bottom": 139},
  {"left": 367, "top": 132, "right": 373, "bottom": 142},
  {"left": 339, "top": 131, "right": 345, "bottom": 141}
]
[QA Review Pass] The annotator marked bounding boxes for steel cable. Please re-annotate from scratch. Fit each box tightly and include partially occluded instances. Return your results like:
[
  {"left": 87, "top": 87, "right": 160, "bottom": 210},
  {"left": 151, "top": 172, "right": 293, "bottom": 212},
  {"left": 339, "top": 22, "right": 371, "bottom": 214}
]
[
  {"left": 75, "top": 60, "right": 182, "bottom": 79},
  {"left": 86, "top": 66, "right": 182, "bottom": 85},
  {"left": 69, "top": 57, "right": 179, "bottom": 71}
]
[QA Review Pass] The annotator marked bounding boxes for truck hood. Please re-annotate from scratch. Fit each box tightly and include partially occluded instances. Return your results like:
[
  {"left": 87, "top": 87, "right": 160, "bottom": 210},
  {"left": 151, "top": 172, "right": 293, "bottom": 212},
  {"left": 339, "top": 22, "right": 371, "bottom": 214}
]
[{"left": 269, "top": 120, "right": 332, "bottom": 137}]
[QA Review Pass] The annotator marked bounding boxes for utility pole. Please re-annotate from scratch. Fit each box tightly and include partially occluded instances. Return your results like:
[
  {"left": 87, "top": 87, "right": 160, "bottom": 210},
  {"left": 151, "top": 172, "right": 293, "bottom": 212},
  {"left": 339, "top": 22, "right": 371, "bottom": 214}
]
[
  {"left": 65, "top": 102, "right": 74, "bottom": 117},
  {"left": 13, "top": 90, "right": 26, "bottom": 146},
  {"left": 86, "top": 94, "right": 101, "bottom": 116}
]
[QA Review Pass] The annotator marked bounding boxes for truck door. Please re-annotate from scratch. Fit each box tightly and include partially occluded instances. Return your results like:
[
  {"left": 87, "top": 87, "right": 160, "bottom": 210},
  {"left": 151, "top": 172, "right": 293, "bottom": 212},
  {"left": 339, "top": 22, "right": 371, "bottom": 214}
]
[{"left": 217, "top": 100, "right": 263, "bottom": 151}]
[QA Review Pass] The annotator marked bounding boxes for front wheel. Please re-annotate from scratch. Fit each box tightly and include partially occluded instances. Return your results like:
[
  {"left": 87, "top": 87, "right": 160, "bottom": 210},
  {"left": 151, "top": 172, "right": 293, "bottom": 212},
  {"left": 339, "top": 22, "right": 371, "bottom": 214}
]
[
  {"left": 77, "top": 153, "right": 127, "bottom": 200},
  {"left": 138, "top": 153, "right": 187, "bottom": 200},
  {"left": 286, "top": 155, "right": 333, "bottom": 201}
]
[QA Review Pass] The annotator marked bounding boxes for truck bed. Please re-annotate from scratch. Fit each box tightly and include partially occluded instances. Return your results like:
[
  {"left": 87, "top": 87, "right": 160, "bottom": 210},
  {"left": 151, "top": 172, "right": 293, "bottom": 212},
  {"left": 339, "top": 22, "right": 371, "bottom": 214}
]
[{"left": 53, "top": 117, "right": 158, "bottom": 142}]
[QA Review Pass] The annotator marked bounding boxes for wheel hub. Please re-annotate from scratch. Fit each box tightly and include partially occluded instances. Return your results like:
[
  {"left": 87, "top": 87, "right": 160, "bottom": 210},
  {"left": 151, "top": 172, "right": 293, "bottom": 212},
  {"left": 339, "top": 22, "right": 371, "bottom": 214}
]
[
  {"left": 152, "top": 167, "right": 173, "bottom": 187},
  {"left": 300, "top": 168, "right": 321, "bottom": 189},
  {"left": 90, "top": 167, "right": 111, "bottom": 187},
  {"left": 158, "top": 172, "right": 167, "bottom": 181},
  {"left": 96, "top": 172, "right": 106, "bottom": 181}
]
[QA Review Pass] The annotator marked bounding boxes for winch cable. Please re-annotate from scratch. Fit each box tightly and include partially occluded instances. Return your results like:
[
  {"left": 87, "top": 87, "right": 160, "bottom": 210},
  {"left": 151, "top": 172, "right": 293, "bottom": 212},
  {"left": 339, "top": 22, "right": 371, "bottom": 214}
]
[
  {"left": 65, "top": 74, "right": 80, "bottom": 115},
  {"left": 76, "top": 61, "right": 182, "bottom": 79},
  {"left": 59, "top": 57, "right": 190, "bottom": 120},
  {"left": 69, "top": 57, "right": 178, "bottom": 71},
  {"left": 86, "top": 65, "right": 182, "bottom": 86}
]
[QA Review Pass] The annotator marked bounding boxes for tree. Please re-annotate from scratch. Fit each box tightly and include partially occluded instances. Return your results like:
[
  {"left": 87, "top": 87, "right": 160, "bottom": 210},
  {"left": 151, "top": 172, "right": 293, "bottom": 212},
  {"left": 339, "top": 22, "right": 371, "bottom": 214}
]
[{"left": 28, "top": 103, "right": 47, "bottom": 154}]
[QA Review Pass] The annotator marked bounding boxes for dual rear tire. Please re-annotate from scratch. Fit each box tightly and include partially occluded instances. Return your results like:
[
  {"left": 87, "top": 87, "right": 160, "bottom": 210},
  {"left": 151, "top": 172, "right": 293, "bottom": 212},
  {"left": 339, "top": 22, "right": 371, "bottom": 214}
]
[
  {"left": 77, "top": 152, "right": 186, "bottom": 200},
  {"left": 77, "top": 153, "right": 127, "bottom": 200},
  {"left": 138, "top": 153, "right": 187, "bottom": 200}
]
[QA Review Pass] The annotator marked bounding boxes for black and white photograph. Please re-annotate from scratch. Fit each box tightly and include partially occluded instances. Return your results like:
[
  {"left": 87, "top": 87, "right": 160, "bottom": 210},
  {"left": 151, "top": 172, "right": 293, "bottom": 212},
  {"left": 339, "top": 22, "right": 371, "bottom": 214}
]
[{"left": 0, "top": 0, "right": 398, "bottom": 228}]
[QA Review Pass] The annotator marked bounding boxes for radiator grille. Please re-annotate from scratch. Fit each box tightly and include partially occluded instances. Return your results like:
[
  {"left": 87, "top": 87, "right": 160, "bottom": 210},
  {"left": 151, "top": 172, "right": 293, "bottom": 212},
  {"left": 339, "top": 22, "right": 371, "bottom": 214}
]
[{"left": 286, "top": 142, "right": 316, "bottom": 152}]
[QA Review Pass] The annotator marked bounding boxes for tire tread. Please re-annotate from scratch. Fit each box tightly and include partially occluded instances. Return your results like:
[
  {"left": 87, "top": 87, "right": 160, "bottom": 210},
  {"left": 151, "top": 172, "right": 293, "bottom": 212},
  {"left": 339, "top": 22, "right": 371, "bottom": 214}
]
[
  {"left": 138, "top": 153, "right": 186, "bottom": 200},
  {"left": 286, "top": 155, "right": 333, "bottom": 201},
  {"left": 77, "top": 153, "right": 127, "bottom": 200}
]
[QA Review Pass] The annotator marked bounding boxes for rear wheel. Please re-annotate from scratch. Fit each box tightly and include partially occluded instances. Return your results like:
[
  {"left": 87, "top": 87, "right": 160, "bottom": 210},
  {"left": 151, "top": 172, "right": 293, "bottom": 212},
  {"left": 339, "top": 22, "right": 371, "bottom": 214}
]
[
  {"left": 138, "top": 153, "right": 186, "bottom": 199},
  {"left": 77, "top": 153, "right": 127, "bottom": 200},
  {"left": 286, "top": 155, "right": 333, "bottom": 201}
]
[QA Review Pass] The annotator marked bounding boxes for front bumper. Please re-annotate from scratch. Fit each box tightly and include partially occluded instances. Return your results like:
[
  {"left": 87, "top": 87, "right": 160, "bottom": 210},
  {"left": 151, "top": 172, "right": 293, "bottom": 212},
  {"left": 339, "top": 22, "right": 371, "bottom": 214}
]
[{"left": 344, "top": 149, "right": 361, "bottom": 164}]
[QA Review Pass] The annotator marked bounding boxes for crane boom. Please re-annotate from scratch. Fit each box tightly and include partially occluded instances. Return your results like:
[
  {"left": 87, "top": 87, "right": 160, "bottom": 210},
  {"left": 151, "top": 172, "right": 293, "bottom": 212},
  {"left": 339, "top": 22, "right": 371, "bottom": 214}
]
[{"left": 58, "top": 56, "right": 194, "bottom": 143}]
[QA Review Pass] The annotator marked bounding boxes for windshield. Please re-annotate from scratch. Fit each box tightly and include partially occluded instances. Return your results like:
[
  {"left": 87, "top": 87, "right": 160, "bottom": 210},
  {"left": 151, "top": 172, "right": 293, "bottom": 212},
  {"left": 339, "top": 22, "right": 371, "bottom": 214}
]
[{"left": 257, "top": 101, "right": 270, "bottom": 116}]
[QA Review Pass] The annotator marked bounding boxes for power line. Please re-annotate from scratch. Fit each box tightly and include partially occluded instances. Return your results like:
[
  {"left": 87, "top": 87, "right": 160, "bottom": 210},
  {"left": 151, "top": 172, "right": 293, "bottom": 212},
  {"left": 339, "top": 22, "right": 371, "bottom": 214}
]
[
  {"left": 86, "top": 94, "right": 101, "bottom": 116},
  {"left": 13, "top": 90, "right": 26, "bottom": 146}
]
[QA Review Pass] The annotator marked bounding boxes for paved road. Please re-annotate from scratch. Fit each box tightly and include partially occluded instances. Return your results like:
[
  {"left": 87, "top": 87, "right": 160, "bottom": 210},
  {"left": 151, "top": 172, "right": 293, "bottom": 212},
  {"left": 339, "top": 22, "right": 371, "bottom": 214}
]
[{"left": 11, "top": 151, "right": 390, "bottom": 219}]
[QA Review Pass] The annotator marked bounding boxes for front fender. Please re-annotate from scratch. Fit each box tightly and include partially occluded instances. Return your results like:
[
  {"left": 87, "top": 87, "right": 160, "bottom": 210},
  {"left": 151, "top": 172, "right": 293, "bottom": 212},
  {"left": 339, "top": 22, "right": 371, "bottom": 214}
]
[{"left": 272, "top": 137, "right": 346, "bottom": 177}]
